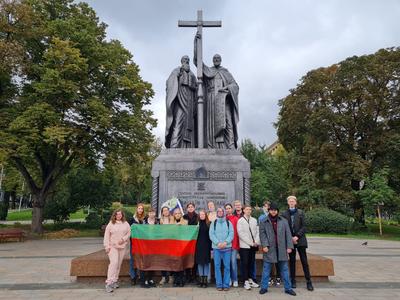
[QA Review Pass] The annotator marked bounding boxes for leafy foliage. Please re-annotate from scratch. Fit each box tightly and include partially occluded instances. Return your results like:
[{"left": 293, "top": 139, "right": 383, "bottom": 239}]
[
  {"left": 43, "top": 165, "right": 116, "bottom": 223},
  {"left": 105, "top": 138, "right": 162, "bottom": 204},
  {"left": 0, "top": 0, "right": 156, "bottom": 232},
  {"left": 357, "top": 169, "right": 400, "bottom": 216},
  {"left": 240, "top": 139, "right": 290, "bottom": 207},
  {"left": 306, "top": 208, "right": 352, "bottom": 234},
  {"left": 277, "top": 48, "right": 400, "bottom": 222}
]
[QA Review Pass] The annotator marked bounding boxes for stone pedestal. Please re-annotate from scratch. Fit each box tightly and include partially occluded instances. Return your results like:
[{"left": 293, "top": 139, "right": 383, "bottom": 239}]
[
  {"left": 70, "top": 250, "right": 335, "bottom": 282},
  {"left": 151, "top": 149, "right": 251, "bottom": 212}
]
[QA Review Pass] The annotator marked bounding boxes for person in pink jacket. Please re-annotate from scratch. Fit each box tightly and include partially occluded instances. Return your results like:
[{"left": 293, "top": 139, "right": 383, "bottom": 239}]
[{"left": 103, "top": 209, "right": 131, "bottom": 293}]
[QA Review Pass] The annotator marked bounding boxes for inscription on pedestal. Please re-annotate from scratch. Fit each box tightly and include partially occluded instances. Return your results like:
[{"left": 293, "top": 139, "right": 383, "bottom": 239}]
[
  {"left": 151, "top": 149, "right": 251, "bottom": 212},
  {"left": 166, "top": 173, "right": 235, "bottom": 210},
  {"left": 166, "top": 169, "right": 237, "bottom": 181}
]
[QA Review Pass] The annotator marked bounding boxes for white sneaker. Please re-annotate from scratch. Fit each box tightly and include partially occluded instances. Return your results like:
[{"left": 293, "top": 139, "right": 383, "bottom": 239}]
[
  {"left": 111, "top": 282, "right": 119, "bottom": 289},
  {"left": 105, "top": 284, "right": 113, "bottom": 293},
  {"left": 275, "top": 278, "right": 281, "bottom": 286},
  {"left": 249, "top": 278, "right": 259, "bottom": 288},
  {"left": 244, "top": 280, "right": 251, "bottom": 290},
  {"left": 233, "top": 281, "right": 239, "bottom": 287},
  {"left": 159, "top": 277, "right": 166, "bottom": 285}
]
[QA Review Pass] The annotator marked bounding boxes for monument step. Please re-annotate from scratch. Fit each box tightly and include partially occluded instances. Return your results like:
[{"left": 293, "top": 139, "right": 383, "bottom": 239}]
[{"left": 70, "top": 249, "right": 334, "bottom": 283}]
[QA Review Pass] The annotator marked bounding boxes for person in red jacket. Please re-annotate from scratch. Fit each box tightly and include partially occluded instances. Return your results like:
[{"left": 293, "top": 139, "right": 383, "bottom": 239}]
[{"left": 225, "top": 203, "right": 239, "bottom": 287}]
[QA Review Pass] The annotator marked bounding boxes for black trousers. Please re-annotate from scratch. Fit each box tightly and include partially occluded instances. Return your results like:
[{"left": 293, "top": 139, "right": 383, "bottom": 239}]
[
  {"left": 173, "top": 271, "right": 184, "bottom": 282},
  {"left": 185, "top": 265, "right": 197, "bottom": 281},
  {"left": 239, "top": 247, "right": 256, "bottom": 281},
  {"left": 289, "top": 246, "right": 311, "bottom": 281},
  {"left": 139, "top": 270, "right": 154, "bottom": 283}
]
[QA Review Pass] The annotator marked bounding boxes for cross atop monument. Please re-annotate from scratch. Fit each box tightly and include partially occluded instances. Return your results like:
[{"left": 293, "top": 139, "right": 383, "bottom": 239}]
[{"left": 178, "top": 10, "right": 222, "bottom": 148}]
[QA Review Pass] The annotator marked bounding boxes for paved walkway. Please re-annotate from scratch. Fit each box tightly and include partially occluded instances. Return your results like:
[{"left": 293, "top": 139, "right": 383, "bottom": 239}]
[{"left": 0, "top": 237, "right": 400, "bottom": 299}]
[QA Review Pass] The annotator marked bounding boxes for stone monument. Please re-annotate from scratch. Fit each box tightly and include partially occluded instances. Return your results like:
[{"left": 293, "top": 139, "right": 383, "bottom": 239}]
[
  {"left": 71, "top": 11, "right": 334, "bottom": 283},
  {"left": 151, "top": 10, "right": 251, "bottom": 212}
]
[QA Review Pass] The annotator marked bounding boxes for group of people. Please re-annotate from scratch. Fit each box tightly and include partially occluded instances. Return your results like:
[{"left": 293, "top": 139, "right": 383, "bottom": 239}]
[{"left": 103, "top": 196, "right": 314, "bottom": 296}]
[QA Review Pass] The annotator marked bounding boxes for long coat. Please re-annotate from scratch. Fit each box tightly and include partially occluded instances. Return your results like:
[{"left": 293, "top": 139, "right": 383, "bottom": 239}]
[
  {"left": 259, "top": 216, "right": 294, "bottom": 263},
  {"left": 281, "top": 209, "right": 308, "bottom": 248},
  {"left": 195, "top": 220, "right": 212, "bottom": 265}
]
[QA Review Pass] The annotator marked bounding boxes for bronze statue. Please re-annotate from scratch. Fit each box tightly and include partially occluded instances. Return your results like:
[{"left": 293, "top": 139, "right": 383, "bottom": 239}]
[
  {"left": 194, "top": 32, "right": 239, "bottom": 149},
  {"left": 165, "top": 55, "right": 197, "bottom": 148}
]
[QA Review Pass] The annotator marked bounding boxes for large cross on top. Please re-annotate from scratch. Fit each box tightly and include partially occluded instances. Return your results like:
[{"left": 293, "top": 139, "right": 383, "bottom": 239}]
[{"left": 178, "top": 10, "right": 222, "bottom": 148}]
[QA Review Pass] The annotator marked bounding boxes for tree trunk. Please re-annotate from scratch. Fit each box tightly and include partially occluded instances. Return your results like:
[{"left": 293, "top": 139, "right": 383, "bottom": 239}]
[
  {"left": 352, "top": 197, "right": 366, "bottom": 226},
  {"left": 0, "top": 192, "right": 10, "bottom": 220},
  {"left": 10, "top": 189, "right": 16, "bottom": 210},
  {"left": 31, "top": 195, "right": 45, "bottom": 234},
  {"left": 377, "top": 205, "right": 383, "bottom": 236}
]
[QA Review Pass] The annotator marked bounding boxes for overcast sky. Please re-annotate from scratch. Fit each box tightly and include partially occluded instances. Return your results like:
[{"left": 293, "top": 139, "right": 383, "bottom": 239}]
[{"left": 85, "top": 0, "right": 400, "bottom": 147}]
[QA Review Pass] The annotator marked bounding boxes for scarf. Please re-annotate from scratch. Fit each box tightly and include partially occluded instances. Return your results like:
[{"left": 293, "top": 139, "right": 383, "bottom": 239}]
[{"left": 269, "top": 214, "right": 279, "bottom": 248}]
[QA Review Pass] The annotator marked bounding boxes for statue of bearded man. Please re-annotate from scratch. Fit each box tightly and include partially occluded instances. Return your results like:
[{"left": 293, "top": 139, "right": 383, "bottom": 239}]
[
  {"left": 165, "top": 55, "right": 197, "bottom": 148},
  {"left": 194, "top": 32, "right": 239, "bottom": 149}
]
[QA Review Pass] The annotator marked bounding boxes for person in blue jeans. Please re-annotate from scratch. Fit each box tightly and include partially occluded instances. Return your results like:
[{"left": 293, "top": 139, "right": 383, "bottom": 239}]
[
  {"left": 209, "top": 207, "right": 234, "bottom": 291},
  {"left": 258, "top": 203, "right": 296, "bottom": 296},
  {"left": 258, "top": 200, "right": 281, "bottom": 286},
  {"left": 225, "top": 203, "right": 239, "bottom": 287}
]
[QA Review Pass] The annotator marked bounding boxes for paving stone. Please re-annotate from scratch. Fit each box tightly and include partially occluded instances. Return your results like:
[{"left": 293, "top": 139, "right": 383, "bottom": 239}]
[{"left": 0, "top": 237, "right": 399, "bottom": 299}]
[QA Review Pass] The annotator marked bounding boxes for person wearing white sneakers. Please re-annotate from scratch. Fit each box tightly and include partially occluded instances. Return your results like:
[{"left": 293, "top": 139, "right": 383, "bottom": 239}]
[
  {"left": 103, "top": 209, "right": 131, "bottom": 293},
  {"left": 237, "top": 204, "right": 260, "bottom": 290},
  {"left": 225, "top": 203, "right": 239, "bottom": 288},
  {"left": 259, "top": 203, "right": 296, "bottom": 296}
]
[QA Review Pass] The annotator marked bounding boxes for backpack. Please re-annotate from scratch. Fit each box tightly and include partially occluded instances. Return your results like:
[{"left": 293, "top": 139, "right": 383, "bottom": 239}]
[{"left": 213, "top": 219, "right": 230, "bottom": 231}]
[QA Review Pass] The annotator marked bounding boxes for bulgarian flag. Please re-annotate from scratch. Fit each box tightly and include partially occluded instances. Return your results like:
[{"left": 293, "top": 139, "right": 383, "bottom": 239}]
[{"left": 131, "top": 224, "right": 199, "bottom": 271}]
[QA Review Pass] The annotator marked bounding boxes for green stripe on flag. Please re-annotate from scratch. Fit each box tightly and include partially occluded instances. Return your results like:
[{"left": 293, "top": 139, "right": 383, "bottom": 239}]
[{"left": 131, "top": 224, "right": 199, "bottom": 241}]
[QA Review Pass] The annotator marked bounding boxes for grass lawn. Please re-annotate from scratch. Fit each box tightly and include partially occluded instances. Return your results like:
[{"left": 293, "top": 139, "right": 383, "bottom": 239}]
[
  {"left": 7, "top": 208, "right": 89, "bottom": 221},
  {"left": 309, "top": 223, "right": 400, "bottom": 241},
  {"left": 6, "top": 209, "right": 32, "bottom": 221},
  {"left": 5, "top": 205, "right": 140, "bottom": 222},
  {"left": 69, "top": 209, "right": 86, "bottom": 219}
]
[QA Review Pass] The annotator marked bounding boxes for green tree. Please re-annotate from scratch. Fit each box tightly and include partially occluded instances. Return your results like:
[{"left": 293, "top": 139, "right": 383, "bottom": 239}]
[
  {"left": 276, "top": 48, "right": 400, "bottom": 223},
  {"left": 357, "top": 169, "right": 399, "bottom": 234},
  {"left": 0, "top": 0, "right": 156, "bottom": 232},
  {"left": 295, "top": 169, "right": 327, "bottom": 209},
  {"left": 0, "top": 158, "right": 26, "bottom": 219},
  {"left": 240, "top": 139, "right": 289, "bottom": 207},
  {"left": 107, "top": 138, "right": 162, "bottom": 204},
  {"left": 44, "top": 164, "right": 117, "bottom": 223}
]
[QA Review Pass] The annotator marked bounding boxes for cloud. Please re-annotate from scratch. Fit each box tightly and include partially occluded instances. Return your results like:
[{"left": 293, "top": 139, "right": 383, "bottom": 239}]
[{"left": 85, "top": 0, "right": 400, "bottom": 146}]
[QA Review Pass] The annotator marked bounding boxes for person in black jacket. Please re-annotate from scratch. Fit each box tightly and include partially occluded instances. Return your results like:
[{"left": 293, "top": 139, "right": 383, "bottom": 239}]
[
  {"left": 195, "top": 209, "right": 212, "bottom": 288},
  {"left": 183, "top": 202, "right": 198, "bottom": 284},
  {"left": 128, "top": 203, "right": 146, "bottom": 286},
  {"left": 281, "top": 196, "right": 314, "bottom": 291},
  {"left": 140, "top": 208, "right": 159, "bottom": 288},
  {"left": 183, "top": 202, "right": 199, "bottom": 225}
]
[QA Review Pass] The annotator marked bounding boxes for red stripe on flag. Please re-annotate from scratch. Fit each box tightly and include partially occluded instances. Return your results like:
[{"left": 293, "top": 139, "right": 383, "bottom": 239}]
[{"left": 131, "top": 238, "right": 196, "bottom": 256}]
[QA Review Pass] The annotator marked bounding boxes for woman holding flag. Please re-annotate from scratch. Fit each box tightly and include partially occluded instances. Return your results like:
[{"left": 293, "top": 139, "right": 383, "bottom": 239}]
[
  {"left": 159, "top": 206, "right": 173, "bottom": 285},
  {"left": 128, "top": 203, "right": 146, "bottom": 286},
  {"left": 183, "top": 202, "right": 198, "bottom": 284},
  {"left": 160, "top": 206, "right": 174, "bottom": 225},
  {"left": 138, "top": 208, "right": 159, "bottom": 288},
  {"left": 172, "top": 207, "right": 188, "bottom": 286}
]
